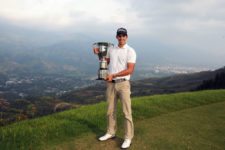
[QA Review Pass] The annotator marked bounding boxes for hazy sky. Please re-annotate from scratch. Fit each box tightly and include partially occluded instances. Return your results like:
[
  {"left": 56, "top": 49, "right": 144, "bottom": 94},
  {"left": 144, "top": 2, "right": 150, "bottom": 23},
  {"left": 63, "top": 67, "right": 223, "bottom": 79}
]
[{"left": 0, "top": 0, "right": 225, "bottom": 68}]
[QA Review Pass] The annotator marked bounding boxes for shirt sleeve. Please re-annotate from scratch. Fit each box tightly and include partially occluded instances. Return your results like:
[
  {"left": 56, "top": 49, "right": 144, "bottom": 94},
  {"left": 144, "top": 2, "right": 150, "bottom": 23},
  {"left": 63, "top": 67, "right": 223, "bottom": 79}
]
[{"left": 127, "top": 48, "right": 136, "bottom": 63}]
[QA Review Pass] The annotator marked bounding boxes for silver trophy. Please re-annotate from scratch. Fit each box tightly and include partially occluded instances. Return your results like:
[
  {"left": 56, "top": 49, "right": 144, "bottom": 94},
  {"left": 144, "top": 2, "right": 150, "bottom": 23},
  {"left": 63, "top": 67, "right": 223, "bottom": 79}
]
[{"left": 93, "top": 42, "right": 114, "bottom": 80}]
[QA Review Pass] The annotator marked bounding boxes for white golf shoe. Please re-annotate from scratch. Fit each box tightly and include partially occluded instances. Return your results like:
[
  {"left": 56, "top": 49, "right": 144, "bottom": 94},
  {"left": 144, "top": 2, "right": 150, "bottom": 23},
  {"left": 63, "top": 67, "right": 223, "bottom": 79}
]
[
  {"left": 121, "top": 139, "right": 132, "bottom": 149},
  {"left": 98, "top": 133, "right": 115, "bottom": 141}
]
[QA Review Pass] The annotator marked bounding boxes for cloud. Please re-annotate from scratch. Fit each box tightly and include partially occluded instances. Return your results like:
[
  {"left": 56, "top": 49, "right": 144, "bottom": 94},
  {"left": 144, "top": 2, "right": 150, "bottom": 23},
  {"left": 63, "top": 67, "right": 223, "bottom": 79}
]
[
  {"left": 128, "top": 0, "right": 225, "bottom": 50},
  {"left": 0, "top": 0, "right": 142, "bottom": 30},
  {"left": 129, "top": 0, "right": 225, "bottom": 31},
  {"left": 0, "top": 0, "right": 225, "bottom": 68},
  {"left": 1, "top": 0, "right": 224, "bottom": 31}
]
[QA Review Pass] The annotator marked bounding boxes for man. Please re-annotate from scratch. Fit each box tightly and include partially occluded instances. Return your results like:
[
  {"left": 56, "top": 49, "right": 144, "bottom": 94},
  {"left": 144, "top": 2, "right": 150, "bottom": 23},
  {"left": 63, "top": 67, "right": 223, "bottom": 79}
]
[{"left": 93, "top": 27, "right": 136, "bottom": 149}]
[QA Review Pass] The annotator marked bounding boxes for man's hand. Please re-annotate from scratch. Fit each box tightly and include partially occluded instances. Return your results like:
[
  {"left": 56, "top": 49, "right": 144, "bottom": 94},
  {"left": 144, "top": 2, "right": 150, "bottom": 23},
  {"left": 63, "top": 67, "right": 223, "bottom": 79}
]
[
  {"left": 104, "top": 63, "right": 135, "bottom": 82},
  {"left": 105, "top": 74, "right": 114, "bottom": 82},
  {"left": 93, "top": 47, "right": 99, "bottom": 54}
]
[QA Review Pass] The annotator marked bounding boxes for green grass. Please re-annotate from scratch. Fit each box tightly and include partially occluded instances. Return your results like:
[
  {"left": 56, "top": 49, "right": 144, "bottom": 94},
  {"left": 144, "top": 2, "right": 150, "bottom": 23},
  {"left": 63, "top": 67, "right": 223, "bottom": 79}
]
[
  {"left": 1, "top": 89, "right": 225, "bottom": 150},
  {"left": 55, "top": 101, "right": 225, "bottom": 150}
]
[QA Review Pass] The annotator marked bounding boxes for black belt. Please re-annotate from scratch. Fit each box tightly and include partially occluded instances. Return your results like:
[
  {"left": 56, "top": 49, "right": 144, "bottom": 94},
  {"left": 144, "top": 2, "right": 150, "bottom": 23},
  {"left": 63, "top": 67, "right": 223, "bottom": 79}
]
[{"left": 112, "top": 78, "right": 126, "bottom": 83}]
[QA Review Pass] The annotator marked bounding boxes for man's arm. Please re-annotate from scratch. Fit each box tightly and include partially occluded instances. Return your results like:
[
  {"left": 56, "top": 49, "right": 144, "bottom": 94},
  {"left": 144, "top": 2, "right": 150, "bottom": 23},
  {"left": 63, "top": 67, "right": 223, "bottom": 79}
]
[
  {"left": 106, "top": 63, "right": 135, "bottom": 81},
  {"left": 106, "top": 58, "right": 110, "bottom": 65}
]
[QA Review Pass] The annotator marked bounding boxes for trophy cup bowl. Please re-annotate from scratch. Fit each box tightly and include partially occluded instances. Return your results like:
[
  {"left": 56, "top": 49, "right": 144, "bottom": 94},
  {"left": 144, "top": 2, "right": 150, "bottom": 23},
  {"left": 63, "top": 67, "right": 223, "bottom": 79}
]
[{"left": 93, "top": 42, "right": 114, "bottom": 80}]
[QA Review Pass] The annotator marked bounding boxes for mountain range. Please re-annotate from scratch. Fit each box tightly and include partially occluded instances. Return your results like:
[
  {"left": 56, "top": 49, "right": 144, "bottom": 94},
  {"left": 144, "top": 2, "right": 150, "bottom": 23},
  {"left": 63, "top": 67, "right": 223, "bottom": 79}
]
[{"left": 0, "top": 19, "right": 221, "bottom": 79}]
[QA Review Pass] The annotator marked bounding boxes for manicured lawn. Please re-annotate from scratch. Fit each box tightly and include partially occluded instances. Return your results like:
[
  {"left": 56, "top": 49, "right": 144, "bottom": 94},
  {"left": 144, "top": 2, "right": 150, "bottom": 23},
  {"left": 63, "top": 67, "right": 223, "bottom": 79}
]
[{"left": 1, "top": 89, "right": 225, "bottom": 150}]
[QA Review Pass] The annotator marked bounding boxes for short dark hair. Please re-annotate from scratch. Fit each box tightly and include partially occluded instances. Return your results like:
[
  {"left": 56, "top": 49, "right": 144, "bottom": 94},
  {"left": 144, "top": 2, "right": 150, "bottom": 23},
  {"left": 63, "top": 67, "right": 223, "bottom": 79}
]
[{"left": 116, "top": 27, "right": 127, "bottom": 36}]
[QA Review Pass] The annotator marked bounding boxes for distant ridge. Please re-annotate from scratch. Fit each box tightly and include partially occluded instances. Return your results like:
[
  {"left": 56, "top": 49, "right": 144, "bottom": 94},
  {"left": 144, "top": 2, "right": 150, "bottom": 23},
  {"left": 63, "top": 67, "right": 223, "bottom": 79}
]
[{"left": 60, "top": 66, "right": 225, "bottom": 104}]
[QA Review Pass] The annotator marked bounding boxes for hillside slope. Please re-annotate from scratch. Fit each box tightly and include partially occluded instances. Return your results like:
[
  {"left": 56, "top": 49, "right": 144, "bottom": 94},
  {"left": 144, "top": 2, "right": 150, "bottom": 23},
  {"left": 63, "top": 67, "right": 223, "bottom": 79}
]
[
  {"left": 61, "top": 66, "right": 225, "bottom": 104},
  {"left": 1, "top": 89, "right": 225, "bottom": 150},
  {"left": 54, "top": 101, "right": 225, "bottom": 150}
]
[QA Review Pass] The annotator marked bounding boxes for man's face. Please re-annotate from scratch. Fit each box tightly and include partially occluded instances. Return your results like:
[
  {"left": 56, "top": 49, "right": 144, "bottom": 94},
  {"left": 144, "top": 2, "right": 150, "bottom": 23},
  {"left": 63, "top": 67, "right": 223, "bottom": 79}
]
[{"left": 116, "top": 34, "right": 128, "bottom": 46}]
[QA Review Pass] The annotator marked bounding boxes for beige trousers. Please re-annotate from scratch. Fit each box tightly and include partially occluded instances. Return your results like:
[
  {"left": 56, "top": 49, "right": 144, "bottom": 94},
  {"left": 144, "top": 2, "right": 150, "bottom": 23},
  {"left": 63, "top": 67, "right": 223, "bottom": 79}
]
[{"left": 105, "top": 80, "right": 134, "bottom": 140}]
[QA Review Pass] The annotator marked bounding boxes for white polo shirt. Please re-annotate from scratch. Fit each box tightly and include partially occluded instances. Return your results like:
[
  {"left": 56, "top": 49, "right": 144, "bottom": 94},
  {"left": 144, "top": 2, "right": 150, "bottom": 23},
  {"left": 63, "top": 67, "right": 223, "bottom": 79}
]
[{"left": 106, "top": 43, "right": 136, "bottom": 80}]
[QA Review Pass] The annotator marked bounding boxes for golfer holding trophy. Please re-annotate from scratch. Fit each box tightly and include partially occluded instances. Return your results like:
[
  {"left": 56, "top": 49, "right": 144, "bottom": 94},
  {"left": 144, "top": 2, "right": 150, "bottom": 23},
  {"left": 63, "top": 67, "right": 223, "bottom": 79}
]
[{"left": 93, "top": 27, "right": 136, "bottom": 149}]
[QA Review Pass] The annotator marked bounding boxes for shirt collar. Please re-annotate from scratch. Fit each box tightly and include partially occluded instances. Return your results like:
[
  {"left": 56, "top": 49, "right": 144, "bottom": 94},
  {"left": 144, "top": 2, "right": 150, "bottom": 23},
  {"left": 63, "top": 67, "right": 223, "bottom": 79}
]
[{"left": 116, "top": 43, "right": 128, "bottom": 49}]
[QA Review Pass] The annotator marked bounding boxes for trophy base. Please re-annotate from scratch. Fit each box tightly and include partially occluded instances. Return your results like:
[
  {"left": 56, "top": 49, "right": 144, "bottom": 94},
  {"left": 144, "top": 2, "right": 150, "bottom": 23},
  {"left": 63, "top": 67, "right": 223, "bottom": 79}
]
[{"left": 98, "top": 69, "right": 108, "bottom": 80}]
